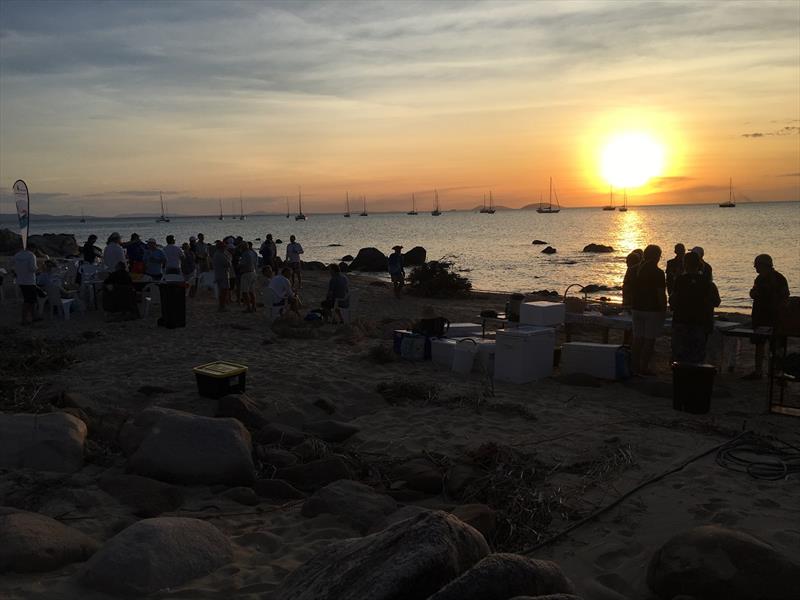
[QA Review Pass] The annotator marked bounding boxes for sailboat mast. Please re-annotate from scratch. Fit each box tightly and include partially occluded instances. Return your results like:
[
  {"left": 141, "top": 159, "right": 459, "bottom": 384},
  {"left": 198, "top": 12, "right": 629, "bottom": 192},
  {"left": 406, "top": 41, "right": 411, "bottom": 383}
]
[
  {"left": 412, "top": 193, "right": 415, "bottom": 212},
  {"left": 549, "top": 177, "right": 552, "bottom": 208},
  {"left": 298, "top": 187, "right": 303, "bottom": 214}
]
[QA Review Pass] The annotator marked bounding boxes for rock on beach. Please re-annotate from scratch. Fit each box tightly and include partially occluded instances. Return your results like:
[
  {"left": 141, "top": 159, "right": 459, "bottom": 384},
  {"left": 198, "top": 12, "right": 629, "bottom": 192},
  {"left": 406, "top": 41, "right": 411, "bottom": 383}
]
[
  {"left": 349, "top": 247, "right": 388, "bottom": 271},
  {"left": 0, "top": 412, "right": 87, "bottom": 473},
  {"left": 582, "top": 243, "right": 614, "bottom": 253},
  {"left": 301, "top": 479, "right": 397, "bottom": 533}
]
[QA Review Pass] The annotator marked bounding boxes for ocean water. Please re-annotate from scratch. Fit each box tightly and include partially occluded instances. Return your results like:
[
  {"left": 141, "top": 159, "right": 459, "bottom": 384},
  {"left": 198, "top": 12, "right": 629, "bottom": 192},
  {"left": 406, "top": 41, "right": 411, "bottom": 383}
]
[{"left": 4, "top": 202, "right": 798, "bottom": 311}]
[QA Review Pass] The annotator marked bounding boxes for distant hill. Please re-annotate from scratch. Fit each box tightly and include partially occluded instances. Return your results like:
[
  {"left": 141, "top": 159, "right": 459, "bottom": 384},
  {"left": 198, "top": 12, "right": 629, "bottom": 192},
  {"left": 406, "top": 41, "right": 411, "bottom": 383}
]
[{"left": 469, "top": 205, "right": 514, "bottom": 212}]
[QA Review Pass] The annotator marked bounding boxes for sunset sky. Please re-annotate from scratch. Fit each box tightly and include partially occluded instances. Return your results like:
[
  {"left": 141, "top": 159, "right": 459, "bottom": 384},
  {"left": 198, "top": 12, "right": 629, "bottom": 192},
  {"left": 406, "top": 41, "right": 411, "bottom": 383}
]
[{"left": 0, "top": 0, "right": 798, "bottom": 215}]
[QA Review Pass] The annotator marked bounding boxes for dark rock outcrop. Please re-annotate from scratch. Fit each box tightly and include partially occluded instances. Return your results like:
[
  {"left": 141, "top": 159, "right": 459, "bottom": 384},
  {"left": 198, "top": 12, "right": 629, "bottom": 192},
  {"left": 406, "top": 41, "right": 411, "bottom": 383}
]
[
  {"left": 301, "top": 479, "right": 397, "bottom": 533},
  {"left": 541, "top": 246, "right": 557, "bottom": 254},
  {"left": 403, "top": 246, "right": 427, "bottom": 266},
  {"left": 216, "top": 394, "right": 269, "bottom": 433},
  {"left": 647, "top": 525, "right": 800, "bottom": 600},
  {"left": 428, "top": 553, "right": 576, "bottom": 600},
  {"left": 27, "top": 233, "right": 80, "bottom": 257},
  {"left": 531, "top": 240, "right": 548, "bottom": 245},
  {"left": 390, "top": 458, "right": 443, "bottom": 494},
  {"left": 341, "top": 254, "right": 354, "bottom": 262},
  {"left": 582, "top": 243, "right": 614, "bottom": 253},
  {"left": 276, "top": 510, "right": 489, "bottom": 600},
  {"left": 0, "top": 508, "right": 99, "bottom": 573},
  {"left": 98, "top": 473, "right": 184, "bottom": 517},
  {"left": 302, "top": 260, "right": 327, "bottom": 271},
  {"left": 349, "top": 247, "right": 388, "bottom": 271},
  {"left": 0, "top": 412, "right": 87, "bottom": 473},
  {"left": 0, "top": 229, "right": 23, "bottom": 254}
]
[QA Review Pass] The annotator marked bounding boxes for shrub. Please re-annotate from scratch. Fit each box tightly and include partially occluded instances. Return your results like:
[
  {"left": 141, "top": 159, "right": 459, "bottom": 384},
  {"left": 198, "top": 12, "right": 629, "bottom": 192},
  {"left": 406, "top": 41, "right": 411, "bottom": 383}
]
[{"left": 407, "top": 257, "right": 472, "bottom": 298}]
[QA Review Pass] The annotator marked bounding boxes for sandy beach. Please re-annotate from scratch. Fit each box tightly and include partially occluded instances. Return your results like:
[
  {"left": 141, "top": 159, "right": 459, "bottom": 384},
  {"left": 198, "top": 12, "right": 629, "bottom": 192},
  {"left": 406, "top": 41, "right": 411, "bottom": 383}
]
[{"left": 1, "top": 266, "right": 798, "bottom": 599}]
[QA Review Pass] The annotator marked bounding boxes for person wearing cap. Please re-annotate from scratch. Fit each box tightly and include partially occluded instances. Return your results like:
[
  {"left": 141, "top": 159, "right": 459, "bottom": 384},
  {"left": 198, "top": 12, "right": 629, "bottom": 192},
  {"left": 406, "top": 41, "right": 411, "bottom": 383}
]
[
  {"left": 665, "top": 243, "right": 685, "bottom": 296},
  {"left": 103, "top": 232, "right": 127, "bottom": 270},
  {"left": 124, "top": 233, "right": 147, "bottom": 274},
  {"left": 285, "top": 235, "right": 304, "bottom": 288},
  {"left": 163, "top": 235, "right": 184, "bottom": 275},
  {"left": 690, "top": 246, "right": 713, "bottom": 283},
  {"left": 744, "top": 254, "right": 790, "bottom": 380},
  {"left": 143, "top": 238, "right": 166, "bottom": 281},
  {"left": 388, "top": 245, "right": 405, "bottom": 298}
]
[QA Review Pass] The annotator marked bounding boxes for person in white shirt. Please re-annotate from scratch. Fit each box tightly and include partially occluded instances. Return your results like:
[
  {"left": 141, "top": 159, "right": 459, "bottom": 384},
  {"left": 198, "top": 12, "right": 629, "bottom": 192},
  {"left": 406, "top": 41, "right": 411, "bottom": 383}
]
[
  {"left": 13, "top": 245, "right": 38, "bottom": 324},
  {"left": 163, "top": 235, "right": 184, "bottom": 275},
  {"left": 285, "top": 235, "right": 304, "bottom": 288},
  {"left": 268, "top": 267, "right": 301, "bottom": 317},
  {"left": 103, "top": 232, "right": 127, "bottom": 271}
]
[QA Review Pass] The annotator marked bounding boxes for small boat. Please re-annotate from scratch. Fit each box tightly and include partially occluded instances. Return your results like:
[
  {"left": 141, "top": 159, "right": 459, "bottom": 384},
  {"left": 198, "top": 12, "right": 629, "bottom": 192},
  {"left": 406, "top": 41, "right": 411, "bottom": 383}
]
[
  {"left": 479, "top": 194, "right": 489, "bottom": 213},
  {"left": 618, "top": 189, "right": 628, "bottom": 212},
  {"left": 156, "top": 192, "right": 171, "bottom": 222},
  {"left": 431, "top": 189, "right": 442, "bottom": 216},
  {"left": 286, "top": 197, "right": 290, "bottom": 218},
  {"left": 295, "top": 187, "right": 306, "bottom": 221},
  {"left": 537, "top": 177, "right": 561, "bottom": 213},
  {"left": 218, "top": 199, "right": 224, "bottom": 221},
  {"left": 80, "top": 208, "right": 86, "bottom": 223},
  {"left": 407, "top": 193, "right": 418, "bottom": 215},
  {"left": 239, "top": 192, "right": 246, "bottom": 220},
  {"left": 719, "top": 178, "right": 736, "bottom": 207},
  {"left": 359, "top": 196, "right": 368, "bottom": 217},
  {"left": 486, "top": 191, "right": 496, "bottom": 214},
  {"left": 602, "top": 186, "right": 616, "bottom": 211},
  {"left": 344, "top": 192, "right": 351, "bottom": 217}
]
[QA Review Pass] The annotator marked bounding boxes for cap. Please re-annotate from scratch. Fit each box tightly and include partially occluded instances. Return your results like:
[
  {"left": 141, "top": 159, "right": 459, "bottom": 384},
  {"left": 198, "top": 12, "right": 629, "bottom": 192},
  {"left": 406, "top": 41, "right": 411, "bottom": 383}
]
[{"left": 392, "top": 245, "right": 403, "bottom": 251}]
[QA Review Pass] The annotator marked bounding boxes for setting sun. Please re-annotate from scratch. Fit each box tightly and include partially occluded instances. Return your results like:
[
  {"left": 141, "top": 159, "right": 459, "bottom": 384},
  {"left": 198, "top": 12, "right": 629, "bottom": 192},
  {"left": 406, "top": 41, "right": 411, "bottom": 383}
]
[{"left": 600, "top": 132, "right": 666, "bottom": 189}]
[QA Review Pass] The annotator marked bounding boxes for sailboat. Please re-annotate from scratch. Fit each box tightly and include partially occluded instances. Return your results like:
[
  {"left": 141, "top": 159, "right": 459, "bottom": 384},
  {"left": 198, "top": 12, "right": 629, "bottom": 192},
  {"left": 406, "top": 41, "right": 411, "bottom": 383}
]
[
  {"left": 218, "top": 199, "right": 224, "bottom": 220},
  {"left": 479, "top": 194, "right": 489, "bottom": 213},
  {"left": 80, "top": 208, "right": 86, "bottom": 223},
  {"left": 431, "top": 189, "right": 442, "bottom": 216},
  {"left": 407, "top": 193, "right": 418, "bottom": 215},
  {"left": 537, "top": 177, "right": 561, "bottom": 213},
  {"left": 359, "top": 196, "right": 368, "bottom": 217},
  {"left": 602, "top": 186, "right": 616, "bottom": 211},
  {"left": 295, "top": 188, "right": 306, "bottom": 221},
  {"left": 618, "top": 189, "right": 628, "bottom": 212},
  {"left": 719, "top": 178, "right": 736, "bottom": 207},
  {"left": 156, "top": 192, "right": 170, "bottom": 222},
  {"left": 286, "top": 197, "right": 290, "bottom": 218},
  {"left": 239, "top": 192, "right": 246, "bottom": 220},
  {"left": 344, "top": 192, "right": 351, "bottom": 217},
  {"left": 487, "top": 191, "right": 496, "bottom": 214}
]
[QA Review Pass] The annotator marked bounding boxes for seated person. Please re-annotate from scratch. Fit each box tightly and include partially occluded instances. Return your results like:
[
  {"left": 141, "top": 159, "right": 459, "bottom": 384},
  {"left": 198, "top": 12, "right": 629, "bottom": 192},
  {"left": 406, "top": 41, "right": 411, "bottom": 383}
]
[
  {"left": 102, "top": 262, "right": 140, "bottom": 319},
  {"left": 267, "top": 266, "right": 301, "bottom": 317},
  {"left": 321, "top": 263, "right": 349, "bottom": 323}
]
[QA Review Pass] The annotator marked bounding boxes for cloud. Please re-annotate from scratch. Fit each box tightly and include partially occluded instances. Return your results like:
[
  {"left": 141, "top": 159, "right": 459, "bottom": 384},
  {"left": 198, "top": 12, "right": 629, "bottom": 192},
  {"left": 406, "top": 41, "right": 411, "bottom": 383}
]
[
  {"left": 742, "top": 126, "right": 800, "bottom": 138},
  {"left": 776, "top": 172, "right": 800, "bottom": 177}
]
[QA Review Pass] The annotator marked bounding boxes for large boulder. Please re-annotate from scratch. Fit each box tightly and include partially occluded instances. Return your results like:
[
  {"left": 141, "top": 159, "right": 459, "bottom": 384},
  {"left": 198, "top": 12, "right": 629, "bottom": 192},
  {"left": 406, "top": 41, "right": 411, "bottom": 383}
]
[
  {"left": 428, "top": 553, "right": 576, "bottom": 600},
  {"left": 0, "top": 228, "right": 23, "bottom": 254},
  {"left": 647, "top": 525, "right": 800, "bottom": 600},
  {"left": 98, "top": 473, "right": 184, "bottom": 517},
  {"left": 79, "top": 517, "right": 233, "bottom": 596},
  {"left": 302, "top": 260, "right": 327, "bottom": 271},
  {"left": 582, "top": 243, "right": 614, "bottom": 253},
  {"left": 403, "top": 246, "right": 427, "bottom": 266},
  {"left": 349, "top": 247, "right": 388, "bottom": 272},
  {"left": 341, "top": 254, "right": 354, "bottom": 262},
  {"left": 390, "top": 458, "right": 443, "bottom": 494},
  {"left": 0, "top": 412, "right": 87, "bottom": 473},
  {"left": 450, "top": 504, "right": 496, "bottom": 541},
  {"left": 277, "top": 455, "right": 354, "bottom": 492},
  {"left": 276, "top": 510, "right": 489, "bottom": 600},
  {"left": 0, "top": 508, "right": 100, "bottom": 573},
  {"left": 301, "top": 480, "right": 397, "bottom": 533},
  {"left": 127, "top": 408, "right": 255, "bottom": 485},
  {"left": 27, "top": 233, "right": 80, "bottom": 257},
  {"left": 541, "top": 246, "right": 557, "bottom": 254}
]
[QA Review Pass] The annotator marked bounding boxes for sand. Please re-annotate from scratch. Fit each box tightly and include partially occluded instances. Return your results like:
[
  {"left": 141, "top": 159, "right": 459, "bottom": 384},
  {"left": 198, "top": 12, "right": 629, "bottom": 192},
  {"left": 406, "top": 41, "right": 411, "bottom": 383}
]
[{"left": 1, "top": 270, "right": 798, "bottom": 599}]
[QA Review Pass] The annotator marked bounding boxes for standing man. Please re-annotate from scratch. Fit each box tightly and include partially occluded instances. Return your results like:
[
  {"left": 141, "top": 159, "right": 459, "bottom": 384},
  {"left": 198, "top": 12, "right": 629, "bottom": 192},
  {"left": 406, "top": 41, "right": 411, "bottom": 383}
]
[
  {"left": 13, "top": 242, "right": 38, "bottom": 325},
  {"left": 260, "top": 233, "right": 277, "bottom": 270},
  {"left": 238, "top": 241, "right": 259, "bottom": 313},
  {"left": 285, "top": 234, "right": 304, "bottom": 288},
  {"left": 163, "top": 235, "right": 184, "bottom": 275},
  {"left": 143, "top": 238, "right": 166, "bottom": 281},
  {"left": 212, "top": 241, "right": 232, "bottom": 312},
  {"left": 665, "top": 243, "right": 685, "bottom": 297},
  {"left": 103, "top": 232, "right": 126, "bottom": 271},
  {"left": 744, "top": 254, "right": 790, "bottom": 380},
  {"left": 631, "top": 244, "right": 667, "bottom": 376},
  {"left": 691, "top": 246, "right": 713, "bottom": 283},
  {"left": 124, "top": 233, "right": 146, "bottom": 274},
  {"left": 388, "top": 245, "right": 405, "bottom": 298},
  {"left": 194, "top": 233, "right": 209, "bottom": 272}
]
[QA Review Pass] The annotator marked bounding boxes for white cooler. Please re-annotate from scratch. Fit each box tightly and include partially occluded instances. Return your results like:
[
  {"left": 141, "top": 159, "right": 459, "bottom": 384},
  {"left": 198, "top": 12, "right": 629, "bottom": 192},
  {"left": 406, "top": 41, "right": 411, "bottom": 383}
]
[
  {"left": 431, "top": 338, "right": 459, "bottom": 367},
  {"left": 519, "top": 301, "right": 566, "bottom": 327},
  {"left": 446, "top": 323, "right": 483, "bottom": 338},
  {"left": 560, "top": 342, "right": 627, "bottom": 379},
  {"left": 494, "top": 326, "right": 555, "bottom": 384},
  {"left": 474, "top": 339, "right": 496, "bottom": 375}
]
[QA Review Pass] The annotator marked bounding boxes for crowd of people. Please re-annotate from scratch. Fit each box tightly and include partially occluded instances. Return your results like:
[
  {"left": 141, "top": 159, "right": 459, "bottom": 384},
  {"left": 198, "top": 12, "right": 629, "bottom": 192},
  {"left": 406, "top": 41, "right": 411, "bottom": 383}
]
[{"left": 622, "top": 242, "right": 790, "bottom": 379}]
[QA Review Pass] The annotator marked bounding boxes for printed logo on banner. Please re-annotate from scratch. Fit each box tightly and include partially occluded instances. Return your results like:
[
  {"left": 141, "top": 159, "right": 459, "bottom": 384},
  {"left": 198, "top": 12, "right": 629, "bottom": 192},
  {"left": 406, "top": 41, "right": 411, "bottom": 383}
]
[{"left": 13, "top": 179, "right": 30, "bottom": 248}]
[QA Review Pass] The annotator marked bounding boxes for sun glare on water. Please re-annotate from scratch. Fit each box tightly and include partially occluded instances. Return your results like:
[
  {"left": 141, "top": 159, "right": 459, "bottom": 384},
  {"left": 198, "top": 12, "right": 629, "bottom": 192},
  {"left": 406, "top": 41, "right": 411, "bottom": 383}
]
[{"left": 600, "top": 132, "right": 665, "bottom": 188}]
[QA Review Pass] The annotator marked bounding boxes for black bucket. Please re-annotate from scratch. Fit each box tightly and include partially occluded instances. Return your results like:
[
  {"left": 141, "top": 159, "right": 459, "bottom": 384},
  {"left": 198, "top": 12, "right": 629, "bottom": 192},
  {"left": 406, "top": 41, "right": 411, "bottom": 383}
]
[{"left": 671, "top": 362, "right": 716, "bottom": 414}]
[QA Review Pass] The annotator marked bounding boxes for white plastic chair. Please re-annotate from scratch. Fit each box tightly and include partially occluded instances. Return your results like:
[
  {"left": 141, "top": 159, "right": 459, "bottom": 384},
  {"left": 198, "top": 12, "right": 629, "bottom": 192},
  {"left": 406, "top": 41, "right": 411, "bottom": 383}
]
[
  {"left": 263, "top": 287, "right": 285, "bottom": 323},
  {"left": 45, "top": 285, "right": 75, "bottom": 320}
]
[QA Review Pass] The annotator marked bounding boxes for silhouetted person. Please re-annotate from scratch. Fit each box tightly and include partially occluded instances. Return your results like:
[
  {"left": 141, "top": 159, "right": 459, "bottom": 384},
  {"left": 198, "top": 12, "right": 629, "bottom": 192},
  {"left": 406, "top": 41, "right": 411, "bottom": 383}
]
[
  {"left": 669, "top": 251, "right": 721, "bottom": 363},
  {"left": 665, "top": 243, "right": 685, "bottom": 296},
  {"left": 388, "top": 245, "right": 405, "bottom": 298},
  {"left": 743, "top": 254, "right": 790, "bottom": 380},
  {"left": 690, "top": 246, "right": 713, "bottom": 283},
  {"left": 631, "top": 244, "right": 666, "bottom": 375},
  {"left": 622, "top": 250, "right": 642, "bottom": 309}
]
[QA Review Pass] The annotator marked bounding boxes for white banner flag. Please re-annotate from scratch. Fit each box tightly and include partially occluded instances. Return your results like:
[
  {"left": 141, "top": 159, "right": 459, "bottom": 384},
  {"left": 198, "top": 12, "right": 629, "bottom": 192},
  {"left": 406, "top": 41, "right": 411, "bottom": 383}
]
[{"left": 13, "top": 179, "right": 30, "bottom": 249}]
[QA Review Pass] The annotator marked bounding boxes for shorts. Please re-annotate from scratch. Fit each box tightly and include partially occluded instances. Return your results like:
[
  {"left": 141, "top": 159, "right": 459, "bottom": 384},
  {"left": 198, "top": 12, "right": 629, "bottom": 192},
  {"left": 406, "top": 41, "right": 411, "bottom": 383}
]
[
  {"left": 289, "top": 261, "right": 301, "bottom": 271},
  {"left": 240, "top": 272, "right": 256, "bottom": 293},
  {"left": 20, "top": 285, "right": 37, "bottom": 305},
  {"left": 632, "top": 310, "right": 665, "bottom": 339}
]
